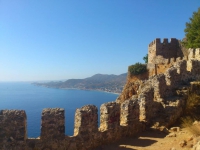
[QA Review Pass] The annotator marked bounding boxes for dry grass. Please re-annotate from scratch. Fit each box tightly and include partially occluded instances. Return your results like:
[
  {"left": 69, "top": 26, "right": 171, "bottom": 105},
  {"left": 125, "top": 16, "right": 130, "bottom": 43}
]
[
  {"left": 185, "top": 92, "right": 200, "bottom": 116},
  {"left": 181, "top": 91, "right": 200, "bottom": 136},
  {"left": 181, "top": 116, "right": 200, "bottom": 136}
]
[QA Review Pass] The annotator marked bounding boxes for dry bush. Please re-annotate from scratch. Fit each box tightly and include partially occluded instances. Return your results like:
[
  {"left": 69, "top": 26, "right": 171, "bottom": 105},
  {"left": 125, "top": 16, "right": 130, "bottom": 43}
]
[
  {"left": 190, "top": 124, "right": 200, "bottom": 136},
  {"left": 181, "top": 91, "right": 200, "bottom": 136},
  {"left": 181, "top": 116, "right": 200, "bottom": 136},
  {"left": 185, "top": 93, "right": 200, "bottom": 116}
]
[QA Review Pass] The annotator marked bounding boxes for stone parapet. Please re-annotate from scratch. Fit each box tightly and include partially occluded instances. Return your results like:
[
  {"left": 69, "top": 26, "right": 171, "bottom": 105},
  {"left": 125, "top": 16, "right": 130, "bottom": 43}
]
[
  {"left": 0, "top": 110, "right": 27, "bottom": 149},
  {"left": 41, "top": 108, "right": 65, "bottom": 140},
  {"left": 0, "top": 102, "right": 143, "bottom": 150},
  {"left": 1, "top": 38, "right": 200, "bottom": 149},
  {"left": 74, "top": 105, "right": 98, "bottom": 136},
  {"left": 99, "top": 101, "right": 120, "bottom": 131},
  {"left": 148, "top": 38, "right": 182, "bottom": 65}
]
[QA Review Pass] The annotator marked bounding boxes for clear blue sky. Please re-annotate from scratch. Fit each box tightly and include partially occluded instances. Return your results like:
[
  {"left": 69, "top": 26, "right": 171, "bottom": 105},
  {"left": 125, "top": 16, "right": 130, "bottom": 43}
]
[{"left": 0, "top": 1, "right": 200, "bottom": 81}]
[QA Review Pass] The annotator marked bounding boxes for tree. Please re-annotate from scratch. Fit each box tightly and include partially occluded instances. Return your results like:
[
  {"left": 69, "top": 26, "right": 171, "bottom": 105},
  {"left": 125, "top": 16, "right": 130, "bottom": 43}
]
[
  {"left": 128, "top": 63, "right": 147, "bottom": 75},
  {"left": 143, "top": 54, "right": 148, "bottom": 63},
  {"left": 184, "top": 8, "right": 200, "bottom": 48}
]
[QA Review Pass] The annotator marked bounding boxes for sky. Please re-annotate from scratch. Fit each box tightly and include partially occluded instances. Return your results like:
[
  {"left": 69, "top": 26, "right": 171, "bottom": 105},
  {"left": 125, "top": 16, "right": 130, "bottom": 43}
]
[{"left": 0, "top": 1, "right": 200, "bottom": 81}]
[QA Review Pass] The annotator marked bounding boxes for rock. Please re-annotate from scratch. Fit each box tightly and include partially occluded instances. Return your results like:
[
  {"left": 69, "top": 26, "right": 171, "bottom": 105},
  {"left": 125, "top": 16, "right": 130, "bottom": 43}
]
[
  {"left": 170, "top": 127, "right": 180, "bottom": 132},
  {"left": 167, "top": 132, "right": 176, "bottom": 137},
  {"left": 159, "top": 127, "right": 169, "bottom": 134},
  {"left": 193, "top": 121, "right": 200, "bottom": 125},
  {"left": 188, "top": 144, "right": 194, "bottom": 148},
  {"left": 9, "top": 137, "right": 15, "bottom": 142},
  {"left": 192, "top": 141, "right": 200, "bottom": 150},
  {"left": 188, "top": 136, "right": 194, "bottom": 141},
  {"left": 193, "top": 137, "right": 200, "bottom": 146},
  {"left": 179, "top": 140, "right": 187, "bottom": 147}
]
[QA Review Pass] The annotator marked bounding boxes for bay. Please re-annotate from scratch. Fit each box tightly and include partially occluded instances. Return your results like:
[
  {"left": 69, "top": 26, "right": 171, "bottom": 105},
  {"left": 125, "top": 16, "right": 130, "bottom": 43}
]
[{"left": 0, "top": 82, "right": 118, "bottom": 137}]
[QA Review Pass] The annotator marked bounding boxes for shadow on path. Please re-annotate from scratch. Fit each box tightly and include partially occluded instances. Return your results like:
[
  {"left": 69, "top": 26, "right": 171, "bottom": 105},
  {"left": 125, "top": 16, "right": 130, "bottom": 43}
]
[{"left": 95, "top": 129, "right": 168, "bottom": 150}]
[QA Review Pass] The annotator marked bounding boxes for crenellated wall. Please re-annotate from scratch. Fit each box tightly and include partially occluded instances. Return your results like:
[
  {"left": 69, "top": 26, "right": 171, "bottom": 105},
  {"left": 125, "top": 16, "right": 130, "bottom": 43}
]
[
  {"left": 0, "top": 110, "right": 27, "bottom": 149},
  {"left": 148, "top": 47, "right": 200, "bottom": 77},
  {"left": 148, "top": 38, "right": 183, "bottom": 64},
  {"left": 0, "top": 101, "right": 144, "bottom": 150},
  {"left": 1, "top": 55, "right": 200, "bottom": 149},
  {"left": 117, "top": 47, "right": 200, "bottom": 127},
  {"left": 1, "top": 40, "right": 200, "bottom": 149}
]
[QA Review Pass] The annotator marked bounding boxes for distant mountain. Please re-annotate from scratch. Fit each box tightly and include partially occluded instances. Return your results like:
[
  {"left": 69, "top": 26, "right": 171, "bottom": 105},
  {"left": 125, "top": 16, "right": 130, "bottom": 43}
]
[{"left": 33, "top": 73, "right": 127, "bottom": 94}]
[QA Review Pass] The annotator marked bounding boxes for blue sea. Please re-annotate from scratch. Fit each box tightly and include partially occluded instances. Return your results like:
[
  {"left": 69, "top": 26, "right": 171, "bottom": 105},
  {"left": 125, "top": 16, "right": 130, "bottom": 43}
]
[{"left": 0, "top": 82, "right": 118, "bottom": 138}]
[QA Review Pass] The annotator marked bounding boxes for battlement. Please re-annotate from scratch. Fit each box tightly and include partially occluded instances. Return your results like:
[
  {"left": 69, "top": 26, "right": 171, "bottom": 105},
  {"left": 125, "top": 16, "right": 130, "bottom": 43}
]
[
  {"left": 148, "top": 38, "right": 178, "bottom": 47},
  {"left": 0, "top": 101, "right": 143, "bottom": 150},
  {"left": 0, "top": 54, "right": 200, "bottom": 150},
  {"left": 188, "top": 48, "right": 200, "bottom": 60},
  {"left": 1, "top": 57, "right": 200, "bottom": 149},
  {"left": 148, "top": 38, "right": 182, "bottom": 65},
  {"left": 1, "top": 36, "right": 200, "bottom": 149},
  {"left": 148, "top": 48, "right": 200, "bottom": 76}
]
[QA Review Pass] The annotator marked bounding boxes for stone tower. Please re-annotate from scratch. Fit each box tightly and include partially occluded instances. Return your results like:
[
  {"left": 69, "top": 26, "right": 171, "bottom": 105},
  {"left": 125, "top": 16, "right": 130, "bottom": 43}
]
[{"left": 148, "top": 38, "right": 182, "bottom": 64}]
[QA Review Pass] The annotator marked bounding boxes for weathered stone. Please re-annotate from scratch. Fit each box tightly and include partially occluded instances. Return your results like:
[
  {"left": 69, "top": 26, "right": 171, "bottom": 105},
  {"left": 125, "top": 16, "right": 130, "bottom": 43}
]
[
  {"left": 167, "top": 132, "right": 176, "bottom": 137},
  {"left": 0, "top": 39, "right": 200, "bottom": 150},
  {"left": 0, "top": 110, "right": 27, "bottom": 150},
  {"left": 170, "top": 127, "right": 180, "bottom": 132},
  {"left": 179, "top": 140, "right": 187, "bottom": 147},
  {"left": 148, "top": 38, "right": 182, "bottom": 65},
  {"left": 41, "top": 108, "right": 65, "bottom": 140},
  {"left": 99, "top": 102, "right": 120, "bottom": 132},
  {"left": 193, "top": 141, "right": 200, "bottom": 150}
]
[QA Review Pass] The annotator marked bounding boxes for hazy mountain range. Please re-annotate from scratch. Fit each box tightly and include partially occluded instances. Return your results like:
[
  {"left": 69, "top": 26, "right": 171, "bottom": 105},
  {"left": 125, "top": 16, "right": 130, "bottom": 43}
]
[{"left": 33, "top": 73, "right": 127, "bottom": 94}]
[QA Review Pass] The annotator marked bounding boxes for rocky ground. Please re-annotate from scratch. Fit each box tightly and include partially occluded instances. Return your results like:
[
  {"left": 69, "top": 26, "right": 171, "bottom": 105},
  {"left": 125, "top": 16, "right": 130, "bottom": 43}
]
[{"left": 96, "top": 122, "right": 200, "bottom": 150}]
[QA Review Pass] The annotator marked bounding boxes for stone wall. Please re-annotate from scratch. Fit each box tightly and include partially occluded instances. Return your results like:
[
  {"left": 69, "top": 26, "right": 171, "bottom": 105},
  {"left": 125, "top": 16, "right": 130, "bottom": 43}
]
[
  {"left": 0, "top": 101, "right": 144, "bottom": 150},
  {"left": 0, "top": 110, "right": 27, "bottom": 149},
  {"left": 1, "top": 39, "right": 200, "bottom": 149},
  {"left": 148, "top": 38, "right": 183, "bottom": 65},
  {"left": 147, "top": 56, "right": 187, "bottom": 76},
  {"left": 117, "top": 47, "right": 200, "bottom": 127}
]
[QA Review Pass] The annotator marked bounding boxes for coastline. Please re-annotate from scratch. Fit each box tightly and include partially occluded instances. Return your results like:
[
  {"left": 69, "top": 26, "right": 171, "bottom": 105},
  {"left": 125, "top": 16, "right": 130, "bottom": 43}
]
[
  {"left": 56, "top": 87, "right": 120, "bottom": 95},
  {"left": 33, "top": 84, "right": 120, "bottom": 95}
]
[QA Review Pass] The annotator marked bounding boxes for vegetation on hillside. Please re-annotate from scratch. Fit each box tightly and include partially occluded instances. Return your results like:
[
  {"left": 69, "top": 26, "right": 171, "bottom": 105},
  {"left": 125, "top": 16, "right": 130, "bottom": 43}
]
[
  {"left": 143, "top": 54, "right": 148, "bottom": 64},
  {"left": 184, "top": 7, "right": 200, "bottom": 48},
  {"left": 128, "top": 62, "right": 147, "bottom": 75},
  {"left": 33, "top": 73, "right": 127, "bottom": 93},
  {"left": 181, "top": 84, "right": 200, "bottom": 136}
]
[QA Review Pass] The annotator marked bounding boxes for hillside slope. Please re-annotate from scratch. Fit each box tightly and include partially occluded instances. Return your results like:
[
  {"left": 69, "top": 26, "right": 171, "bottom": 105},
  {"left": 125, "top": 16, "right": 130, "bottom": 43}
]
[{"left": 33, "top": 73, "right": 127, "bottom": 93}]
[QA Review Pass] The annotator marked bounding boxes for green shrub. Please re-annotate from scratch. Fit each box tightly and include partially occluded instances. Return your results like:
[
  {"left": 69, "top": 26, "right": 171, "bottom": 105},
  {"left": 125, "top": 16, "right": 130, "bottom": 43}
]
[
  {"left": 143, "top": 54, "right": 148, "bottom": 63},
  {"left": 128, "top": 63, "right": 147, "bottom": 75}
]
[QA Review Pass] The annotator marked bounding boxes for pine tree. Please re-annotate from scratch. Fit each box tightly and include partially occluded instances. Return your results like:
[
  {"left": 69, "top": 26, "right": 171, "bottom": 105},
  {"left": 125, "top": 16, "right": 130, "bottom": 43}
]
[{"left": 184, "top": 8, "right": 200, "bottom": 48}]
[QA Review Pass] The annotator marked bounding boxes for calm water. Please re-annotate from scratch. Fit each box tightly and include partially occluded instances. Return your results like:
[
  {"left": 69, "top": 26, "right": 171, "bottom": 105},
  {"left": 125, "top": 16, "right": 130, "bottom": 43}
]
[{"left": 0, "top": 82, "right": 118, "bottom": 137}]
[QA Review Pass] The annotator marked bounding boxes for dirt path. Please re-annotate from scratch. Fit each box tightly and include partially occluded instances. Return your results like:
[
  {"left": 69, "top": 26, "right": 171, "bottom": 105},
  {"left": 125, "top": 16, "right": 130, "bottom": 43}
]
[{"left": 96, "top": 128, "right": 194, "bottom": 150}]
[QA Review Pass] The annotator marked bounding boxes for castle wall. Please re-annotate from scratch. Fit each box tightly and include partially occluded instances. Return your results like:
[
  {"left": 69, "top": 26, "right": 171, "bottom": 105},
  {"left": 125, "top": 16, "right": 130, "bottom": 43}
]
[
  {"left": 0, "top": 110, "right": 27, "bottom": 150},
  {"left": 1, "top": 40, "right": 200, "bottom": 149},
  {"left": 195, "top": 48, "right": 200, "bottom": 60},
  {"left": 153, "top": 74, "right": 168, "bottom": 99},
  {"left": 74, "top": 105, "right": 98, "bottom": 136},
  {"left": 136, "top": 54, "right": 200, "bottom": 127},
  {"left": 120, "top": 99, "right": 141, "bottom": 137},
  {"left": 148, "top": 38, "right": 182, "bottom": 65},
  {"left": 0, "top": 102, "right": 143, "bottom": 150},
  {"left": 41, "top": 108, "right": 65, "bottom": 140},
  {"left": 120, "top": 99, "right": 139, "bottom": 126},
  {"left": 73, "top": 105, "right": 99, "bottom": 149},
  {"left": 148, "top": 38, "right": 158, "bottom": 64}
]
